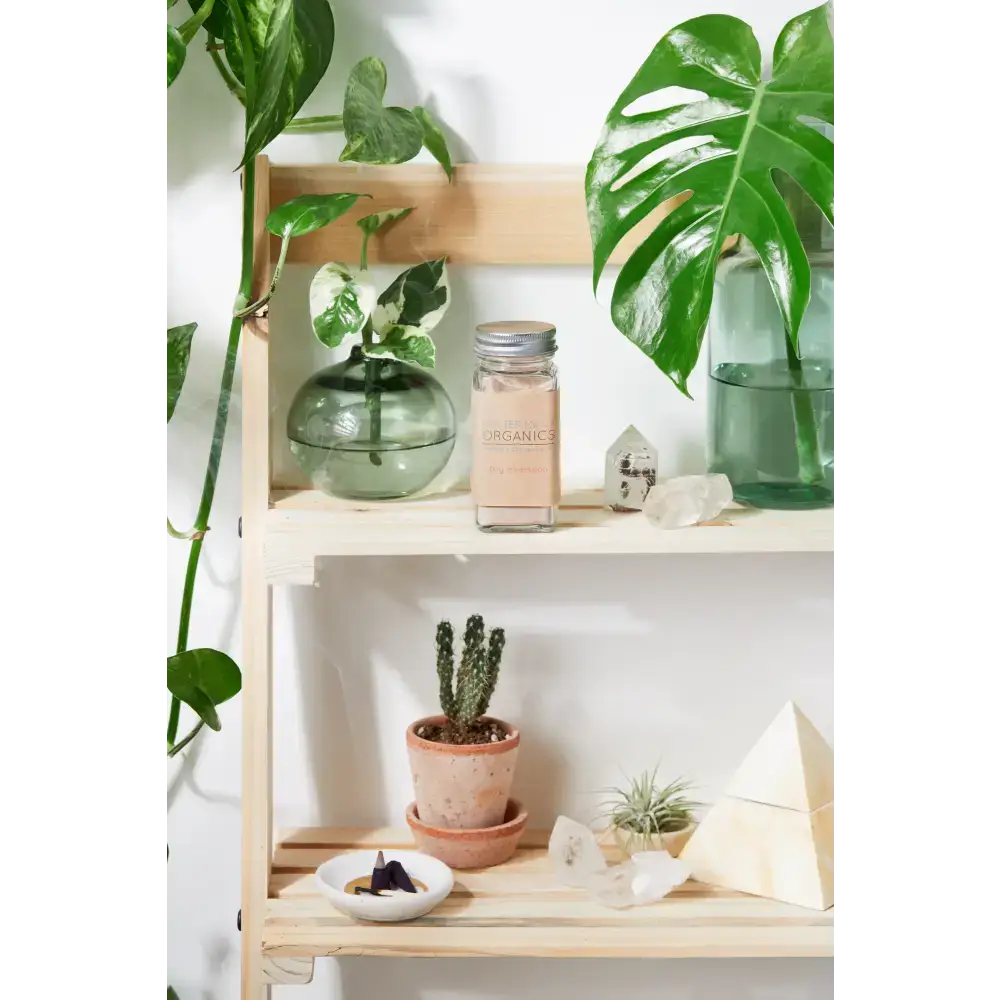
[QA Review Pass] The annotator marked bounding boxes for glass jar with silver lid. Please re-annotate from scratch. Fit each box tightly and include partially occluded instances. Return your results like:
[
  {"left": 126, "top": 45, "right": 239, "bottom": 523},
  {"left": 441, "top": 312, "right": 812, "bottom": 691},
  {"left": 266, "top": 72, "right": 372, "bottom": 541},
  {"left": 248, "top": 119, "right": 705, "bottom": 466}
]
[{"left": 471, "top": 321, "right": 561, "bottom": 532}]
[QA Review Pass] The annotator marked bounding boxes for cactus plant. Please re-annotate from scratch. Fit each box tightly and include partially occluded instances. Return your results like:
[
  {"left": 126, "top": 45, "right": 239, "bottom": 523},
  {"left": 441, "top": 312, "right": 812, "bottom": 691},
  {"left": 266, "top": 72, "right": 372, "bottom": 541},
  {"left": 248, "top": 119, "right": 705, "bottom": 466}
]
[{"left": 435, "top": 615, "right": 506, "bottom": 731}]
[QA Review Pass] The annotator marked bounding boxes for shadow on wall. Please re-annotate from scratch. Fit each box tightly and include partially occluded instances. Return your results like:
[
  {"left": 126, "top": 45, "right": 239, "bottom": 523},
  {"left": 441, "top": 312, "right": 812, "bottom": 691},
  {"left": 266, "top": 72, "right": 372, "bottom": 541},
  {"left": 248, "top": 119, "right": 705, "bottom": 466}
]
[{"left": 284, "top": 551, "right": 833, "bottom": 832}]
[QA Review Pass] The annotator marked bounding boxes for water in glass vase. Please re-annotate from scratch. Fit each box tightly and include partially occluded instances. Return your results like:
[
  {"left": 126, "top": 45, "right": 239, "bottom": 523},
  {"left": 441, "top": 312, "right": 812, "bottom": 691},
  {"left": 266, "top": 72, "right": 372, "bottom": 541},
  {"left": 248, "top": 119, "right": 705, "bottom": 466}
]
[
  {"left": 286, "top": 347, "right": 457, "bottom": 500},
  {"left": 709, "top": 359, "right": 833, "bottom": 510}
]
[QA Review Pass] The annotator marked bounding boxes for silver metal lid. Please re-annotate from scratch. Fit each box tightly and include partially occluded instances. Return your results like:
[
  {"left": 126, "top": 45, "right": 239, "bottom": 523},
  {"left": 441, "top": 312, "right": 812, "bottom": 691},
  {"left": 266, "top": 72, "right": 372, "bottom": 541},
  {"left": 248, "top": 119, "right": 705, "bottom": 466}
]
[{"left": 474, "top": 320, "right": 557, "bottom": 358}]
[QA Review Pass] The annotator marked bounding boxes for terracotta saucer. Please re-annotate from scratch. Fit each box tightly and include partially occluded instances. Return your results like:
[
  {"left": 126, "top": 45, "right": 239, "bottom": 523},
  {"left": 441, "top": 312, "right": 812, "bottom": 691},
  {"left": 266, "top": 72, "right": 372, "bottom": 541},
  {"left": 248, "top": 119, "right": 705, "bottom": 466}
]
[{"left": 406, "top": 798, "right": 528, "bottom": 869}]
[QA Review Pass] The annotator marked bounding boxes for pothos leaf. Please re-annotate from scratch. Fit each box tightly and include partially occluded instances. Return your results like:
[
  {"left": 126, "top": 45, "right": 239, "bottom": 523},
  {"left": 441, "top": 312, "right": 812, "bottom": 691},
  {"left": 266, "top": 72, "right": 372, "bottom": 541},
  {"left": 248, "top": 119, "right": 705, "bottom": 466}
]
[
  {"left": 167, "top": 648, "right": 242, "bottom": 733},
  {"left": 266, "top": 192, "right": 369, "bottom": 238},
  {"left": 167, "top": 323, "right": 198, "bottom": 421},
  {"left": 167, "top": 26, "right": 187, "bottom": 87},
  {"left": 412, "top": 106, "right": 453, "bottom": 180},
  {"left": 341, "top": 58, "right": 423, "bottom": 165},
  {"left": 309, "top": 263, "right": 377, "bottom": 348},
  {"left": 366, "top": 327, "right": 436, "bottom": 368},
  {"left": 586, "top": 2, "right": 833, "bottom": 396},
  {"left": 373, "top": 258, "right": 450, "bottom": 336},
  {"left": 356, "top": 207, "right": 414, "bottom": 237},
  {"left": 225, "top": 0, "right": 335, "bottom": 165},
  {"left": 187, "top": 0, "right": 229, "bottom": 38}
]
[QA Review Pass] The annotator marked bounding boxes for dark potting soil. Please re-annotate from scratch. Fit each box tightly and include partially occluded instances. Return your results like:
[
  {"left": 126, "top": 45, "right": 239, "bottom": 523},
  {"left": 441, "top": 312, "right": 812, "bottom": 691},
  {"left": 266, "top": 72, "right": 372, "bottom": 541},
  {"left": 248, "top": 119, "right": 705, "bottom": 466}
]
[{"left": 415, "top": 719, "right": 510, "bottom": 746}]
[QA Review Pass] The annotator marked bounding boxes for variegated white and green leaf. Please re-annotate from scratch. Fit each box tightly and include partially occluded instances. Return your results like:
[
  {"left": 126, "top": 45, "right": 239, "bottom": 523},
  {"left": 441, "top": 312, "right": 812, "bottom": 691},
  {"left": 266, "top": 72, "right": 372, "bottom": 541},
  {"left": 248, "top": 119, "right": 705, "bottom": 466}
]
[
  {"left": 372, "top": 257, "right": 450, "bottom": 340},
  {"left": 366, "top": 327, "right": 436, "bottom": 368},
  {"left": 309, "top": 263, "right": 377, "bottom": 349},
  {"left": 356, "top": 206, "right": 414, "bottom": 238}
]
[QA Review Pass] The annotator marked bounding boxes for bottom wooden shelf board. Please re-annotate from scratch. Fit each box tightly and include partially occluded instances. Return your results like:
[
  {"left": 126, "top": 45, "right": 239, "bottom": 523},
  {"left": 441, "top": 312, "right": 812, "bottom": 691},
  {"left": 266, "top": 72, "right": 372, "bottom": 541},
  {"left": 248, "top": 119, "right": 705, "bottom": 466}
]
[{"left": 264, "top": 827, "right": 833, "bottom": 959}]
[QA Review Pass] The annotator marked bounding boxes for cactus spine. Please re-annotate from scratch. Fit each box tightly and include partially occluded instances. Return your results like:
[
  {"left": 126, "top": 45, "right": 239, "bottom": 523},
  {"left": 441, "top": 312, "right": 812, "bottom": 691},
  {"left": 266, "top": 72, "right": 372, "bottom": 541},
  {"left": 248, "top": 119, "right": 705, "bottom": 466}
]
[{"left": 435, "top": 614, "right": 506, "bottom": 729}]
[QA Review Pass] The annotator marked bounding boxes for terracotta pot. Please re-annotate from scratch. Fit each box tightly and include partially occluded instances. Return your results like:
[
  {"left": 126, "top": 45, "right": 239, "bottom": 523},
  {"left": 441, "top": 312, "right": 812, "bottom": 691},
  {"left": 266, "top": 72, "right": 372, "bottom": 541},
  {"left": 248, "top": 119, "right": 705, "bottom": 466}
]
[
  {"left": 406, "top": 798, "right": 528, "bottom": 869},
  {"left": 611, "top": 821, "right": 698, "bottom": 858},
  {"left": 406, "top": 715, "right": 520, "bottom": 829}
]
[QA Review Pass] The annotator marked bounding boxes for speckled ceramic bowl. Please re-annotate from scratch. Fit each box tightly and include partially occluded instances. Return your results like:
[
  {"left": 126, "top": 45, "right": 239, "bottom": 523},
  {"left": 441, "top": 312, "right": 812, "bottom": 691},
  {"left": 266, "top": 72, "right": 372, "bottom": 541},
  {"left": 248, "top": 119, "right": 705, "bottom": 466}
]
[{"left": 405, "top": 798, "right": 528, "bottom": 869}]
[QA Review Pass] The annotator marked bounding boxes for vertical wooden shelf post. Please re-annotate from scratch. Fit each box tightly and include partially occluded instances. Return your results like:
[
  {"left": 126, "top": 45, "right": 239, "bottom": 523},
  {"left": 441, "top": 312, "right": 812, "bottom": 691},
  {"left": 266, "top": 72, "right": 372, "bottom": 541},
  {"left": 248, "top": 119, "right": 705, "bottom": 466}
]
[{"left": 241, "top": 154, "right": 273, "bottom": 1000}]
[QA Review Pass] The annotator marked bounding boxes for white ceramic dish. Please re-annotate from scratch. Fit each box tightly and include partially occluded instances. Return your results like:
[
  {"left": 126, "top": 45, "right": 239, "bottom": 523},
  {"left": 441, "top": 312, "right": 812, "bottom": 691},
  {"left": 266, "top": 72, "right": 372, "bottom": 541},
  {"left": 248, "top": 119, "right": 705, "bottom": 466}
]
[{"left": 315, "top": 850, "right": 454, "bottom": 922}]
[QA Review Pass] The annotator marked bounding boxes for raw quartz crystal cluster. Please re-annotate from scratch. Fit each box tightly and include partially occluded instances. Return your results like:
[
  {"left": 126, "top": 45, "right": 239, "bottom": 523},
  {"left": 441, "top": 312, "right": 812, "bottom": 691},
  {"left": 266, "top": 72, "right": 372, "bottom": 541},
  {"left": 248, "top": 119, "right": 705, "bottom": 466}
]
[
  {"left": 605, "top": 425, "right": 658, "bottom": 511},
  {"left": 548, "top": 816, "right": 689, "bottom": 908},
  {"left": 644, "top": 473, "right": 733, "bottom": 529}
]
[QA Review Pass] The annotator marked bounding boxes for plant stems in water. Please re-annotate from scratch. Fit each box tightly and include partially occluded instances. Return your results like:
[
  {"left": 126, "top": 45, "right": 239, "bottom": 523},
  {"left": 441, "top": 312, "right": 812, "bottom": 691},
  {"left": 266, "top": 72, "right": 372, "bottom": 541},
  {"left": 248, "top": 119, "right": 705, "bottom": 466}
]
[
  {"left": 783, "top": 330, "right": 824, "bottom": 487},
  {"left": 167, "top": 158, "right": 257, "bottom": 751},
  {"left": 361, "top": 322, "right": 383, "bottom": 467}
]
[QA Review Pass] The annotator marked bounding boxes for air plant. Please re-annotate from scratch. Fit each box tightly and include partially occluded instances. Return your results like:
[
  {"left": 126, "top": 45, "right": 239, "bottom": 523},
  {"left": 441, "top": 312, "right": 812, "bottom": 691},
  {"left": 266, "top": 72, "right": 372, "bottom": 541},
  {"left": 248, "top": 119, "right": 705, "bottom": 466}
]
[{"left": 598, "top": 768, "right": 701, "bottom": 854}]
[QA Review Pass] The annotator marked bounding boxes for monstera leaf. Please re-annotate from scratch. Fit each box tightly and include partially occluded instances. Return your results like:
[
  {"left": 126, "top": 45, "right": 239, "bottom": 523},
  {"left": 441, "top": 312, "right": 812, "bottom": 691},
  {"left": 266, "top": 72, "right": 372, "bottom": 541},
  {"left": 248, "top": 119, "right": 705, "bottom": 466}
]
[
  {"left": 309, "top": 263, "right": 377, "bottom": 348},
  {"left": 368, "top": 258, "right": 450, "bottom": 368},
  {"left": 586, "top": 2, "right": 833, "bottom": 396},
  {"left": 224, "top": 0, "right": 335, "bottom": 165}
]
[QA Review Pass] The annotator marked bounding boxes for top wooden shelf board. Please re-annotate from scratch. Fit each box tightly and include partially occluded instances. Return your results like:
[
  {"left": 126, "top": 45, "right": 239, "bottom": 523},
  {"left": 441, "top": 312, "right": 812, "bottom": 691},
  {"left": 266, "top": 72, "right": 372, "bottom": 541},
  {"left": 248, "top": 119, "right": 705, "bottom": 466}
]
[
  {"left": 270, "top": 163, "right": 686, "bottom": 267},
  {"left": 264, "top": 488, "right": 833, "bottom": 585}
]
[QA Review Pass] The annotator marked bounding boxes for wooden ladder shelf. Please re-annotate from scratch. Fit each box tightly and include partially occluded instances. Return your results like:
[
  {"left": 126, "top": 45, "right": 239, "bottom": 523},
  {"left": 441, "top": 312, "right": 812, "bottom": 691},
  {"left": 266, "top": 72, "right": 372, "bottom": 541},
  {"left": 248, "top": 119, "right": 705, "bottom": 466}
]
[{"left": 240, "top": 156, "right": 834, "bottom": 997}]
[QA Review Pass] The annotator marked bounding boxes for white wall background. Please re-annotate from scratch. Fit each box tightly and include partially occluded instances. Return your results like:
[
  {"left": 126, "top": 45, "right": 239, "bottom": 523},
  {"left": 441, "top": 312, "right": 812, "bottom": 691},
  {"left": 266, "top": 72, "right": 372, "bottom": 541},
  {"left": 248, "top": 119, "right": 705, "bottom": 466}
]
[{"left": 168, "top": 2, "right": 833, "bottom": 998}]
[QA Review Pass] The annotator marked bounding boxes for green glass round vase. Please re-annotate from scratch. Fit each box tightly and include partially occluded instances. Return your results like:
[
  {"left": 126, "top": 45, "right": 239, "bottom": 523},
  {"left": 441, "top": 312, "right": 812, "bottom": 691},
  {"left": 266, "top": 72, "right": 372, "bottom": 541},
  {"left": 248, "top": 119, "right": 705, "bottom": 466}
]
[
  {"left": 287, "top": 346, "right": 456, "bottom": 500},
  {"left": 707, "top": 185, "right": 834, "bottom": 511}
]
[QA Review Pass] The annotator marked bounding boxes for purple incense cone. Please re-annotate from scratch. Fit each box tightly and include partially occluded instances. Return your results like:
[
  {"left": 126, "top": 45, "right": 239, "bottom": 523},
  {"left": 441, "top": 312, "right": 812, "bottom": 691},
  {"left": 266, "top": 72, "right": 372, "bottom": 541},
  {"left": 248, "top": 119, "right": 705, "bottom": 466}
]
[
  {"left": 387, "top": 859, "right": 417, "bottom": 893},
  {"left": 370, "top": 850, "right": 393, "bottom": 892}
]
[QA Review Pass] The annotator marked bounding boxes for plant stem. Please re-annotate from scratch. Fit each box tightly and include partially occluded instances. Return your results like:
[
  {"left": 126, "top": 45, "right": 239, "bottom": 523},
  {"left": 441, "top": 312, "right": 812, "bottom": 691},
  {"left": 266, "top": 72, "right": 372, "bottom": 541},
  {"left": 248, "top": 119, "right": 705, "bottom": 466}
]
[
  {"left": 167, "top": 158, "right": 257, "bottom": 751},
  {"left": 168, "top": 720, "right": 204, "bottom": 758},
  {"left": 783, "top": 331, "right": 824, "bottom": 487},
  {"left": 208, "top": 45, "right": 246, "bottom": 105},
  {"left": 179, "top": 0, "right": 216, "bottom": 43},
  {"left": 361, "top": 322, "right": 383, "bottom": 467},
  {"left": 283, "top": 114, "right": 344, "bottom": 134},
  {"left": 236, "top": 233, "right": 289, "bottom": 318}
]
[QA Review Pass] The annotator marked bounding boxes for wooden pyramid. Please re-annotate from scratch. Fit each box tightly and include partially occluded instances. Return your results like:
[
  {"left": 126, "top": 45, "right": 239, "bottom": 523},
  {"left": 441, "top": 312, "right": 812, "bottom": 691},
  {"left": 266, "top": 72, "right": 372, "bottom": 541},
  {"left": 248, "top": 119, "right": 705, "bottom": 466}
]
[
  {"left": 681, "top": 701, "right": 834, "bottom": 911},
  {"left": 725, "top": 701, "right": 833, "bottom": 812}
]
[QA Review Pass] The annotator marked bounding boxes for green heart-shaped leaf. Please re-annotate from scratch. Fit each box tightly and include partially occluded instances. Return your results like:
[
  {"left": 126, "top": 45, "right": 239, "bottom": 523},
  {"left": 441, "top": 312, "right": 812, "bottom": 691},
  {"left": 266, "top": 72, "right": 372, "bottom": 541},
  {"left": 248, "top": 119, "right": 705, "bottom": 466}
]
[
  {"left": 167, "top": 648, "right": 242, "bottom": 732},
  {"left": 225, "top": 0, "right": 335, "bottom": 165},
  {"left": 310, "top": 263, "right": 377, "bottom": 348},
  {"left": 586, "top": 2, "right": 833, "bottom": 396},
  {"left": 373, "top": 258, "right": 450, "bottom": 337},
  {"left": 186, "top": 0, "right": 229, "bottom": 39},
  {"left": 167, "top": 25, "right": 187, "bottom": 87},
  {"left": 341, "top": 58, "right": 423, "bottom": 165},
  {"left": 167, "top": 323, "right": 198, "bottom": 421},
  {"left": 412, "top": 106, "right": 453, "bottom": 180},
  {"left": 266, "top": 192, "right": 369, "bottom": 238}
]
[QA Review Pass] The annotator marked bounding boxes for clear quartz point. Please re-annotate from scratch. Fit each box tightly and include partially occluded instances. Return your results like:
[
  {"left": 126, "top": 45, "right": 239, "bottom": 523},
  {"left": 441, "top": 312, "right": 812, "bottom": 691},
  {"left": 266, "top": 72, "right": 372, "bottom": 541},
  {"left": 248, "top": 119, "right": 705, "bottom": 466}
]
[
  {"left": 548, "top": 816, "right": 607, "bottom": 887},
  {"left": 644, "top": 474, "right": 733, "bottom": 528},
  {"left": 587, "top": 851, "right": 691, "bottom": 908},
  {"left": 604, "top": 425, "right": 658, "bottom": 511}
]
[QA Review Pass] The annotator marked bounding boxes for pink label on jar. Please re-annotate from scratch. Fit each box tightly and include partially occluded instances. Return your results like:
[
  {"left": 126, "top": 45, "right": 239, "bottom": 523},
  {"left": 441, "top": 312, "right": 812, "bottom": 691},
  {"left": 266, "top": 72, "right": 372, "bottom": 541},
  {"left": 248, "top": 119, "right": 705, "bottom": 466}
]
[{"left": 471, "top": 389, "right": 560, "bottom": 507}]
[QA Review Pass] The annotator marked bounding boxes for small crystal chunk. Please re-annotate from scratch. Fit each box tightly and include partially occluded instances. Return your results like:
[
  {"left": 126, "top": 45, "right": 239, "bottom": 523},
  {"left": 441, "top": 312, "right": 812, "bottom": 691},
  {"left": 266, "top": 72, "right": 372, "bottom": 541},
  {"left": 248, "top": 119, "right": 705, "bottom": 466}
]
[
  {"left": 605, "top": 425, "right": 658, "bottom": 511},
  {"left": 644, "top": 474, "right": 733, "bottom": 529},
  {"left": 548, "top": 816, "right": 607, "bottom": 887},
  {"left": 587, "top": 851, "right": 691, "bottom": 908}
]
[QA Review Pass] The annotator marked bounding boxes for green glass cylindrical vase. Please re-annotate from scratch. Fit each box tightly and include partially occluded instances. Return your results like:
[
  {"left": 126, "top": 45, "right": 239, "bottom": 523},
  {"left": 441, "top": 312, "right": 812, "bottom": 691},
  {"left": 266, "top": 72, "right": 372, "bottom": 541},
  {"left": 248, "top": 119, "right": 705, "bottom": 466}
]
[
  {"left": 708, "top": 188, "right": 834, "bottom": 510},
  {"left": 287, "top": 346, "right": 456, "bottom": 500}
]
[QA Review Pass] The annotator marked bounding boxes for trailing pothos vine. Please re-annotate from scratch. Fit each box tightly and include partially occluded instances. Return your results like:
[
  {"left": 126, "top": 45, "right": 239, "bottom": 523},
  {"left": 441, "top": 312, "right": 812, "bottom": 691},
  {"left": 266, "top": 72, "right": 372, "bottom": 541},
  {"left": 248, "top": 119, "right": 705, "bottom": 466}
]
[{"left": 166, "top": 0, "right": 452, "bottom": 760}]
